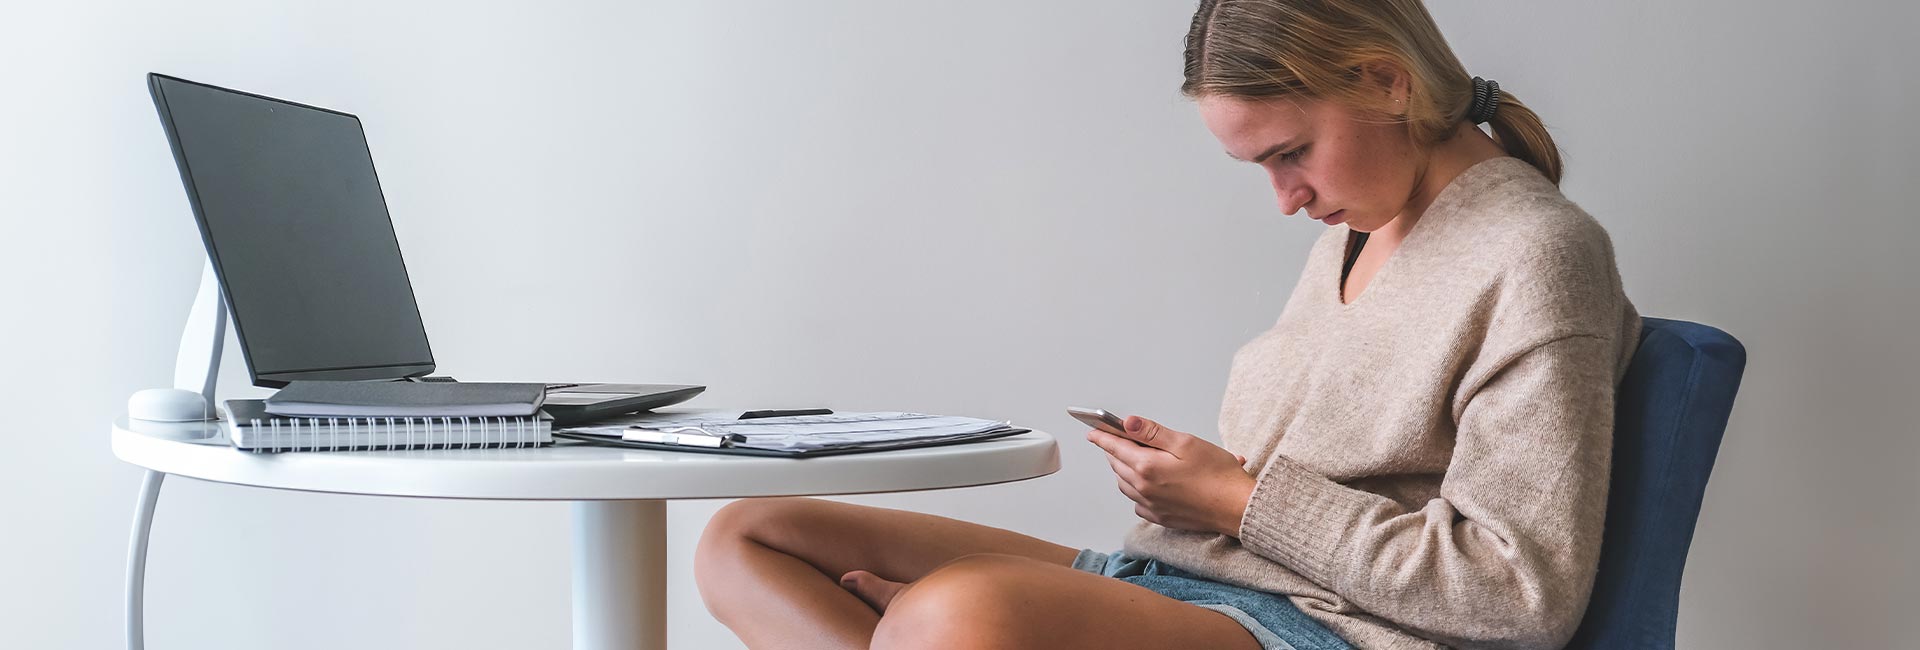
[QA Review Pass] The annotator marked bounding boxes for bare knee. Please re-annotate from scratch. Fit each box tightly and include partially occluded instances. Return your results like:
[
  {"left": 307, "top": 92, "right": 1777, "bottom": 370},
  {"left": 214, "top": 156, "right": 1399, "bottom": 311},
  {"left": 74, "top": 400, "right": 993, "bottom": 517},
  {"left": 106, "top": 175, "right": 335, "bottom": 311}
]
[
  {"left": 871, "top": 554, "right": 1045, "bottom": 650},
  {"left": 698, "top": 496, "right": 833, "bottom": 551},
  {"left": 693, "top": 498, "right": 823, "bottom": 617}
]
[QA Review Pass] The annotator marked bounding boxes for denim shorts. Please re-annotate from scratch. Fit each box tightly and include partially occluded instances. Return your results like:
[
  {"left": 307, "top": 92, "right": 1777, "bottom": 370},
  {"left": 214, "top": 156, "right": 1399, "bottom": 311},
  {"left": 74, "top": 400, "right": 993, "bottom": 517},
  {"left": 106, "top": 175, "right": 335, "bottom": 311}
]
[{"left": 1072, "top": 549, "right": 1351, "bottom": 650}]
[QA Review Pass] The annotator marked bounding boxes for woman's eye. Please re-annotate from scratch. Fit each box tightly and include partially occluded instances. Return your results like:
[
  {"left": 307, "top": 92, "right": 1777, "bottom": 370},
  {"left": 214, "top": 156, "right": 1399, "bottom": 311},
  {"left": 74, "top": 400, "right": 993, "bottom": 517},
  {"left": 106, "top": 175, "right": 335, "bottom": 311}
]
[{"left": 1280, "top": 147, "right": 1308, "bottom": 162}]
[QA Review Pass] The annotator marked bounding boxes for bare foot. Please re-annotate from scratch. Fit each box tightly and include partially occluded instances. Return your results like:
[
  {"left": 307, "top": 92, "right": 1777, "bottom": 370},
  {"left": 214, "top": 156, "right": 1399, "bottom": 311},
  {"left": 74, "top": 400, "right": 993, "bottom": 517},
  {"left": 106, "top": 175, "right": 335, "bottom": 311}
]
[{"left": 838, "top": 569, "right": 909, "bottom": 614}]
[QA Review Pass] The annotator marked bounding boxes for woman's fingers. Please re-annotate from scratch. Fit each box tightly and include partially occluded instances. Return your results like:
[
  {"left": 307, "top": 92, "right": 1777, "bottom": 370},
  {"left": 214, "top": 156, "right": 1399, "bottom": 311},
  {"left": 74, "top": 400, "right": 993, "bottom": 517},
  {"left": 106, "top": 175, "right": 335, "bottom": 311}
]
[
  {"left": 1120, "top": 416, "right": 1194, "bottom": 456},
  {"left": 1134, "top": 503, "right": 1161, "bottom": 526},
  {"left": 1105, "top": 452, "right": 1144, "bottom": 486},
  {"left": 1086, "top": 429, "right": 1162, "bottom": 466}
]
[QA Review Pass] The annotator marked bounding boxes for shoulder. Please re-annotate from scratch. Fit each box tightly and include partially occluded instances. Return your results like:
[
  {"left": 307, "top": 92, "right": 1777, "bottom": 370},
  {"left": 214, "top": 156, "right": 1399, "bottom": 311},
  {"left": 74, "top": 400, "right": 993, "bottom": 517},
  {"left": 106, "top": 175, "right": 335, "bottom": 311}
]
[
  {"left": 1445, "top": 160, "right": 1633, "bottom": 342},
  {"left": 1461, "top": 159, "right": 1617, "bottom": 268}
]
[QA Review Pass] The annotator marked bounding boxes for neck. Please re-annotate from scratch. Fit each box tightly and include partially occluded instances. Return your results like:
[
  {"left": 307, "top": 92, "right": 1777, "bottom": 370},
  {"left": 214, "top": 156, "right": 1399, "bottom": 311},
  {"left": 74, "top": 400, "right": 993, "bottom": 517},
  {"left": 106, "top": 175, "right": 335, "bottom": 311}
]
[{"left": 1374, "top": 124, "right": 1508, "bottom": 243}]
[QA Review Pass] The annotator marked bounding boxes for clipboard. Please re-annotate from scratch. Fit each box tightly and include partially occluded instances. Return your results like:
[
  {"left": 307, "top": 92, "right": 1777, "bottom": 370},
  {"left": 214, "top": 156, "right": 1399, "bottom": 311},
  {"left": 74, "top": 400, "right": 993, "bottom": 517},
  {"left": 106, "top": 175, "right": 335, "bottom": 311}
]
[{"left": 552, "top": 426, "right": 1031, "bottom": 458}]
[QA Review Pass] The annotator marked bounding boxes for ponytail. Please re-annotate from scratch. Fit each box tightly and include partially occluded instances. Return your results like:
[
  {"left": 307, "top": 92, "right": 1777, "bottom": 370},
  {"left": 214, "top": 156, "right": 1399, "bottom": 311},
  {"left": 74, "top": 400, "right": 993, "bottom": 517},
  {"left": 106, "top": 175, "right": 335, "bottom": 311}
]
[{"left": 1481, "top": 90, "right": 1563, "bottom": 185}]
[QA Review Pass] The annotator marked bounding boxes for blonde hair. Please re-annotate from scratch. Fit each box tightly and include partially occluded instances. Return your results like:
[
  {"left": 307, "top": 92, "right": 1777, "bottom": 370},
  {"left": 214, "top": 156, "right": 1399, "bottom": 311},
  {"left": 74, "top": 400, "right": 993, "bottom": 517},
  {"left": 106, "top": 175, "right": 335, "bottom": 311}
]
[{"left": 1182, "top": 0, "right": 1564, "bottom": 185}]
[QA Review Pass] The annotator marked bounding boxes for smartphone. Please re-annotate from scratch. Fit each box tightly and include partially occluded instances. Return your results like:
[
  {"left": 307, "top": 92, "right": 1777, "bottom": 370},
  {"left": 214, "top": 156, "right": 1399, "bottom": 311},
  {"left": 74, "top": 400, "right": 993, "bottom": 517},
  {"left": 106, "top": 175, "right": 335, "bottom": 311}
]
[{"left": 1067, "top": 406, "right": 1128, "bottom": 435}]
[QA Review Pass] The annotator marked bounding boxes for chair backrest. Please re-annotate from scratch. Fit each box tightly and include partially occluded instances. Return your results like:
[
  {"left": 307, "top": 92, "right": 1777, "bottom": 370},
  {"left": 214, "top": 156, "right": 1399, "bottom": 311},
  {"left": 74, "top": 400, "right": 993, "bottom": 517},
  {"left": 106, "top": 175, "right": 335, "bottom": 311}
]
[{"left": 1565, "top": 317, "right": 1747, "bottom": 650}]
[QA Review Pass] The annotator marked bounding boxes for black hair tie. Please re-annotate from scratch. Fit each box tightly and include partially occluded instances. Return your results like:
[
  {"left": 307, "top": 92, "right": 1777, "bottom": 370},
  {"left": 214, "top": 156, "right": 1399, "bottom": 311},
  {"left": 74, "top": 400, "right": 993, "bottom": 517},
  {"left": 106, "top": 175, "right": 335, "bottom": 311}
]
[{"left": 1468, "top": 76, "right": 1502, "bottom": 125}]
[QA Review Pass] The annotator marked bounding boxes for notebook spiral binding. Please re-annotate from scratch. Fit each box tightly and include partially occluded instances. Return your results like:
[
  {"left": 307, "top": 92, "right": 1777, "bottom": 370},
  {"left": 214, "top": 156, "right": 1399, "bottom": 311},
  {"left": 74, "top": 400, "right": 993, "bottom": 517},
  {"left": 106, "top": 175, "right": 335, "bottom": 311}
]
[{"left": 243, "top": 415, "right": 543, "bottom": 453}]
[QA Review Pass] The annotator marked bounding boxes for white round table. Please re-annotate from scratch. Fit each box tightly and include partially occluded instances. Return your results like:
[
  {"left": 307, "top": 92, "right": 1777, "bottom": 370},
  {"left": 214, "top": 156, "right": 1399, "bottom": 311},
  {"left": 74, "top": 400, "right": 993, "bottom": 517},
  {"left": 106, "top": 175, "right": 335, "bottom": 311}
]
[{"left": 112, "top": 416, "right": 1060, "bottom": 650}]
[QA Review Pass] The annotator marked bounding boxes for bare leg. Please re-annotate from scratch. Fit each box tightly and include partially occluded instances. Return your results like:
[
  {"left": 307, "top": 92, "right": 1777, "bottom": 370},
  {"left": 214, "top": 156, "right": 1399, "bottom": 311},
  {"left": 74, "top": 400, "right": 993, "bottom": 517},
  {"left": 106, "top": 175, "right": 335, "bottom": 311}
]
[
  {"left": 837, "top": 569, "right": 908, "bottom": 613},
  {"left": 694, "top": 497, "right": 1080, "bottom": 650},
  {"left": 871, "top": 554, "right": 1264, "bottom": 650}
]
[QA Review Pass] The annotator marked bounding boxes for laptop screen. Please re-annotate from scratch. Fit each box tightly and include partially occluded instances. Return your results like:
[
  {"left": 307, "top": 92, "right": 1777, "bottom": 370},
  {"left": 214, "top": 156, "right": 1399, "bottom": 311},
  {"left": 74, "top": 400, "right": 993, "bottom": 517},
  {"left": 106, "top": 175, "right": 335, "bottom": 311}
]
[{"left": 149, "top": 74, "right": 435, "bottom": 386}]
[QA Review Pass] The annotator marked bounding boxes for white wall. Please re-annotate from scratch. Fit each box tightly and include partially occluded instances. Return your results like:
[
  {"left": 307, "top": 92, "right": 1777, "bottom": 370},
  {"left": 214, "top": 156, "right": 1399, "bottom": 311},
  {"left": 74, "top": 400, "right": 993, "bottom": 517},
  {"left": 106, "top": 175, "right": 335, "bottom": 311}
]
[{"left": 3, "top": 1, "right": 1914, "bottom": 648}]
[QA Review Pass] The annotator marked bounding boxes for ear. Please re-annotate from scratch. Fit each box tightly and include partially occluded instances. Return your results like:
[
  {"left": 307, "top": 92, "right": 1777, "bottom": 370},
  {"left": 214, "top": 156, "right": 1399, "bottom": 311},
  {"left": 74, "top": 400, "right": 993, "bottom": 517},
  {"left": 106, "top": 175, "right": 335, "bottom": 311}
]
[{"left": 1358, "top": 60, "right": 1412, "bottom": 115}]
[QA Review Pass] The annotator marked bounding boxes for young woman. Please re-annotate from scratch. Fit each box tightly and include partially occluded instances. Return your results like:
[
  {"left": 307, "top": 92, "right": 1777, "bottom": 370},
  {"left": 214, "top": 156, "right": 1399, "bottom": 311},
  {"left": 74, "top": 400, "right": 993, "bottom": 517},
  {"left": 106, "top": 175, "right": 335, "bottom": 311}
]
[{"left": 694, "top": 1, "right": 1639, "bottom": 648}]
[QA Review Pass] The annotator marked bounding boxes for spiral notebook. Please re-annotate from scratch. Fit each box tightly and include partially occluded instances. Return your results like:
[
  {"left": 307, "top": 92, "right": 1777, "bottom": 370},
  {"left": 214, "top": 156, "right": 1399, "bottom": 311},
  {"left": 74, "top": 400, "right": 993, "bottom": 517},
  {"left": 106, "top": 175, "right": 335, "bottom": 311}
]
[{"left": 222, "top": 399, "right": 553, "bottom": 452}]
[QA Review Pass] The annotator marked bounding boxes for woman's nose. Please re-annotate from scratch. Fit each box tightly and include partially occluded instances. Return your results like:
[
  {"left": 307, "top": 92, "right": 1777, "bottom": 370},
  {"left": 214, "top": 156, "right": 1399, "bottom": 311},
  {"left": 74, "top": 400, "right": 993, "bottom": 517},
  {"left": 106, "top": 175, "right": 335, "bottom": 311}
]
[
  {"left": 1268, "top": 172, "right": 1312, "bottom": 215},
  {"left": 1277, "top": 192, "right": 1312, "bottom": 215}
]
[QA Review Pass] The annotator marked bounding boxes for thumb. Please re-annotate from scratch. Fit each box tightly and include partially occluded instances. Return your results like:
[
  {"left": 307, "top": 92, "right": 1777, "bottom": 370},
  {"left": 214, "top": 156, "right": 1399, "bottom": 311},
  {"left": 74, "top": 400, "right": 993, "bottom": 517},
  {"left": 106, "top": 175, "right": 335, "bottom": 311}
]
[{"left": 1124, "top": 416, "right": 1170, "bottom": 448}]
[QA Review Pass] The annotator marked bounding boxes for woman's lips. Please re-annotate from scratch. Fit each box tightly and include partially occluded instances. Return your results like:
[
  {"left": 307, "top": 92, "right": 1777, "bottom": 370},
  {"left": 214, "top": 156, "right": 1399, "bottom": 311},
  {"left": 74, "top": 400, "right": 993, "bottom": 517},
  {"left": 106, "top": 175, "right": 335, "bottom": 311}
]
[{"left": 1315, "top": 210, "right": 1347, "bottom": 225}]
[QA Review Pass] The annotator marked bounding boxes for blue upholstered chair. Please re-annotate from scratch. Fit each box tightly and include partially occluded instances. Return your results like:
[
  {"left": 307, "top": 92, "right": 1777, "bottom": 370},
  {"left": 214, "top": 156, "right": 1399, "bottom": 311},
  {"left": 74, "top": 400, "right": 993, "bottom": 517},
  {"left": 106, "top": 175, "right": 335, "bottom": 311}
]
[{"left": 1565, "top": 317, "right": 1747, "bottom": 649}]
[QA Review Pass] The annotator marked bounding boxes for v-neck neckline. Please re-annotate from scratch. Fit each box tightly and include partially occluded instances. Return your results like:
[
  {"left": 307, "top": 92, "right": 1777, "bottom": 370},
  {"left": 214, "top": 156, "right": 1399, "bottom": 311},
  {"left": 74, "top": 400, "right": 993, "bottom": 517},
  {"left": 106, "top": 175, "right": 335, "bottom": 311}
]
[
  {"left": 1338, "top": 230, "right": 1374, "bottom": 305},
  {"left": 1336, "top": 228, "right": 1391, "bottom": 306},
  {"left": 1328, "top": 156, "right": 1518, "bottom": 309}
]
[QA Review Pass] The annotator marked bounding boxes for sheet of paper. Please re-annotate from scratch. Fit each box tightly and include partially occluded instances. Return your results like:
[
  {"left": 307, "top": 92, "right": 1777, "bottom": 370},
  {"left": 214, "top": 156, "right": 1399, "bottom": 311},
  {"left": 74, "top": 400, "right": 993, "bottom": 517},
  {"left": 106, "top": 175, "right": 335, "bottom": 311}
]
[{"left": 557, "top": 411, "right": 1015, "bottom": 452}]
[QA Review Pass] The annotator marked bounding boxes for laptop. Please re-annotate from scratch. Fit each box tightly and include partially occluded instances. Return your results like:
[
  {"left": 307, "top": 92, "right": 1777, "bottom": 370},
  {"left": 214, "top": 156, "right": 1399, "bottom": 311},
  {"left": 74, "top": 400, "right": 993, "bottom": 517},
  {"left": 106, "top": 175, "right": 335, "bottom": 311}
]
[{"left": 147, "top": 73, "right": 703, "bottom": 425}]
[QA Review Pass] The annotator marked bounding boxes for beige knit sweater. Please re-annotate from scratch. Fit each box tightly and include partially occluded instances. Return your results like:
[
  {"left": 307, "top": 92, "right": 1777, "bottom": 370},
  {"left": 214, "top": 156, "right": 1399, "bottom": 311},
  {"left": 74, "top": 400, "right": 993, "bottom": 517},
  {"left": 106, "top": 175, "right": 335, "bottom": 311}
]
[{"left": 1124, "top": 157, "right": 1640, "bottom": 650}]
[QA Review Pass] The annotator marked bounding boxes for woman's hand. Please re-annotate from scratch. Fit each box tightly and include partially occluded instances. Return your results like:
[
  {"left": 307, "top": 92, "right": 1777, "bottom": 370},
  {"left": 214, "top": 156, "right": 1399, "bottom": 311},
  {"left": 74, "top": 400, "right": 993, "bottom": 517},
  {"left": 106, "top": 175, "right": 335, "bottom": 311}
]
[{"left": 1087, "top": 416, "right": 1257, "bottom": 537}]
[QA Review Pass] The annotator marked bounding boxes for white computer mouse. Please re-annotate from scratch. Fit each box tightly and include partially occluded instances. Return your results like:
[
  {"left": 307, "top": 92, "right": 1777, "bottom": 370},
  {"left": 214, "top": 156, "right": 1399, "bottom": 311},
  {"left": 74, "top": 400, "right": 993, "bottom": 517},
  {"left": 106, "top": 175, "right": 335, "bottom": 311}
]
[{"left": 129, "top": 388, "right": 215, "bottom": 422}]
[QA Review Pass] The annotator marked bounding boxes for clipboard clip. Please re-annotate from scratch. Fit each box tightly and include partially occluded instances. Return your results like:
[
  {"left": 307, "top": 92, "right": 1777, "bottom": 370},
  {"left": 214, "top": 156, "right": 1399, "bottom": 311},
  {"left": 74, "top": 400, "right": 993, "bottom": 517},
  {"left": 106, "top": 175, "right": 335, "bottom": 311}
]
[
  {"left": 739, "top": 408, "right": 833, "bottom": 419},
  {"left": 624, "top": 426, "right": 746, "bottom": 448}
]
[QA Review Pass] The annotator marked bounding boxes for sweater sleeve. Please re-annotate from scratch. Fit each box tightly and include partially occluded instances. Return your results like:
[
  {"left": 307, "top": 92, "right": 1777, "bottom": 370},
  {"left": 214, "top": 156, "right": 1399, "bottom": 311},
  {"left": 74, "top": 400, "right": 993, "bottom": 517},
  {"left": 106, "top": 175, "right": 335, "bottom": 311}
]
[{"left": 1236, "top": 333, "right": 1619, "bottom": 650}]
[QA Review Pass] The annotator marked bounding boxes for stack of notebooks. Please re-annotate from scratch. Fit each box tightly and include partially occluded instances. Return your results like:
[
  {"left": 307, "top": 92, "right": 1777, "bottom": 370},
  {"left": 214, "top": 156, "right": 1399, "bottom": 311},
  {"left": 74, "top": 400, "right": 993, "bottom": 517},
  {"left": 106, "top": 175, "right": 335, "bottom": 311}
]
[{"left": 223, "top": 381, "right": 553, "bottom": 452}]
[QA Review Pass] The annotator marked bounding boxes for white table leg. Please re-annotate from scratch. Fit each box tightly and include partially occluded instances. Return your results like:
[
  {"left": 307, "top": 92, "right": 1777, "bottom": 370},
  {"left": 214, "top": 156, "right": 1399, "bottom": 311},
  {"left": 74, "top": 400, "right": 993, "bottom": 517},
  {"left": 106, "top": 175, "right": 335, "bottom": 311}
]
[
  {"left": 572, "top": 500, "right": 666, "bottom": 650},
  {"left": 127, "top": 470, "right": 165, "bottom": 650}
]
